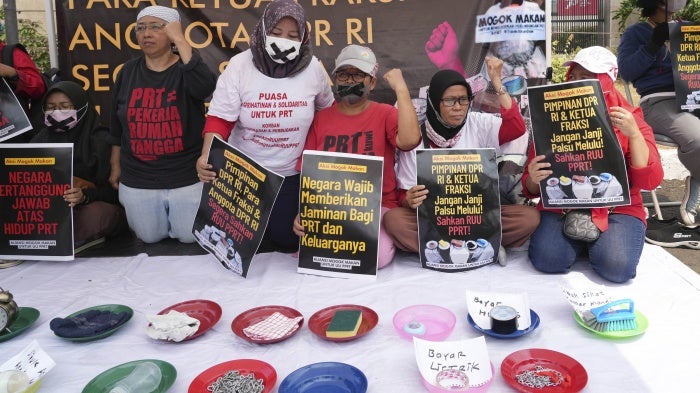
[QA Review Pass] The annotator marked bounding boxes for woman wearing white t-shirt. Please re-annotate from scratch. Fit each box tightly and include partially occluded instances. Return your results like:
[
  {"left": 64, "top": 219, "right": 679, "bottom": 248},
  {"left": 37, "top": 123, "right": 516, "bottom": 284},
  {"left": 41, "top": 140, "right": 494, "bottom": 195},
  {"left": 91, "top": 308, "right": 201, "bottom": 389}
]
[{"left": 196, "top": 0, "right": 334, "bottom": 253}]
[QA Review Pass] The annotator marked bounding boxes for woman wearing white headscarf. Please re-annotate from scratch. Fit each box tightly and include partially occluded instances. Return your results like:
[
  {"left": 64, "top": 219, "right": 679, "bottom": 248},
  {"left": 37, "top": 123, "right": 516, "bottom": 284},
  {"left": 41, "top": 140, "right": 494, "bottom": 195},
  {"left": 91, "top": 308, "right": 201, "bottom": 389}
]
[
  {"left": 197, "top": 0, "right": 334, "bottom": 253},
  {"left": 108, "top": 5, "right": 217, "bottom": 243}
]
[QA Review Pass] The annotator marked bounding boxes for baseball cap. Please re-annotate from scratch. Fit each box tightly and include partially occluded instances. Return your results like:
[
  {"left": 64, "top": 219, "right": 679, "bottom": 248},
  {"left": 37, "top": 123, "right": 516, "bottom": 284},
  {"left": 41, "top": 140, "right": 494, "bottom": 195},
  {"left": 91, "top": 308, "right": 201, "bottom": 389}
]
[
  {"left": 332, "top": 45, "right": 379, "bottom": 78},
  {"left": 563, "top": 46, "right": 618, "bottom": 82}
]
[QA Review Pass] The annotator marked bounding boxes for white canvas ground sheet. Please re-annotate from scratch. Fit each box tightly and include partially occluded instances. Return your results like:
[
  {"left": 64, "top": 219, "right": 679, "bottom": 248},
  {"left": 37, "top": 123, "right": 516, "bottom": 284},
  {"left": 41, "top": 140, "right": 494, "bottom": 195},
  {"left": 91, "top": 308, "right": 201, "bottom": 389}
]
[{"left": 1, "top": 243, "right": 698, "bottom": 392}]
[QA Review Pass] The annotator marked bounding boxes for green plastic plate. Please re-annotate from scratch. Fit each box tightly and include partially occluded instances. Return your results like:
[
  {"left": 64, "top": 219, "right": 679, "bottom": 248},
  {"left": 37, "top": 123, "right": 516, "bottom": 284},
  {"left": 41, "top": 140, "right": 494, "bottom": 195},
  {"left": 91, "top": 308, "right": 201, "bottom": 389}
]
[
  {"left": 81, "top": 359, "right": 176, "bottom": 393},
  {"left": 53, "top": 304, "right": 133, "bottom": 342},
  {"left": 0, "top": 307, "right": 40, "bottom": 342},
  {"left": 573, "top": 309, "right": 648, "bottom": 338}
]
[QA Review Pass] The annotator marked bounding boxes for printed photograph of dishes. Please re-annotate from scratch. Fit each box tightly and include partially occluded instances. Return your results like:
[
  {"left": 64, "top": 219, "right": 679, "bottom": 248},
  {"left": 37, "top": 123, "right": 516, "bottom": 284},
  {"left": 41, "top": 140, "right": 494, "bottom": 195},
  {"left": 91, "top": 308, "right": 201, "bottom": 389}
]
[{"left": 545, "top": 172, "right": 624, "bottom": 201}]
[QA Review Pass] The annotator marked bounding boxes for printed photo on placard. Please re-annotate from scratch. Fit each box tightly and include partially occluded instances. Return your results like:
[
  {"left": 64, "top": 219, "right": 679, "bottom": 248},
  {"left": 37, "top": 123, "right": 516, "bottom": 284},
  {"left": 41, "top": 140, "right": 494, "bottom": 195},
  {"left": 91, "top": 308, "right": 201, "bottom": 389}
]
[
  {"left": 416, "top": 148, "right": 501, "bottom": 272},
  {"left": 528, "top": 79, "right": 631, "bottom": 209},
  {"left": 192, "top": 137, "right": 284, "bottom": 278},
  {"left": 298, "top": 151, "right": 383, "bottom": 279},
  {"left": 669, "top": 21, "right": 700, "bottom": 114},
  {"left": 0, "top": 79, "right": 32, "bottom": 142},
  {"left": 0, "top": 144, "right": 73, "bottom": 260}
]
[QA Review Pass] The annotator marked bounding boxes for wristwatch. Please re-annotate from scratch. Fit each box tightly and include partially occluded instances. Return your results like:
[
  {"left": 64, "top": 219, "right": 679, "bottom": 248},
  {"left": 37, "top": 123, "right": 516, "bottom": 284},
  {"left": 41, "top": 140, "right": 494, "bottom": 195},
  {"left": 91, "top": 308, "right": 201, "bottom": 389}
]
[{"left": 496, "top": 85, "right": 508, "bottom": 96}]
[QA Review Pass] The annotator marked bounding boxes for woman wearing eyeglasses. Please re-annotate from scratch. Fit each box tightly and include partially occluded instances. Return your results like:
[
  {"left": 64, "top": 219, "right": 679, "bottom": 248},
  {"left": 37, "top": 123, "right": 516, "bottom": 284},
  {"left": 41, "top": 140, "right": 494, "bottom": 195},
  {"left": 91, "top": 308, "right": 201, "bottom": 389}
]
[
  {"left": 107, "top": 5, "right": 217, "bottom": 244},
  {"left": 292, "top": 44, "right": 421, "bottom": 269},
  {"left": 31, "top": 81, "right": 128, "bottom": 252},
  {"left": 197, "top": 0, "right": 334, "bottom": 253},
  {"left": 384, "top": 57, "right": 538, "bottom": 265}
]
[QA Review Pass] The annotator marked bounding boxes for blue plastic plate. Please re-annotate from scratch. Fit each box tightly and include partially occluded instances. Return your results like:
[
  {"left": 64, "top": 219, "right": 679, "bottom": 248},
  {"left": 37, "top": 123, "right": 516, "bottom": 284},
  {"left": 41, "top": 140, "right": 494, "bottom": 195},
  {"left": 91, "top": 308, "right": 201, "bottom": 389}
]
[
  {"left": 279, "top": 362, "right": 367, "bottom": 393},
  {"left": 467, "top": 309, "right": 540, "bottom": 339}
]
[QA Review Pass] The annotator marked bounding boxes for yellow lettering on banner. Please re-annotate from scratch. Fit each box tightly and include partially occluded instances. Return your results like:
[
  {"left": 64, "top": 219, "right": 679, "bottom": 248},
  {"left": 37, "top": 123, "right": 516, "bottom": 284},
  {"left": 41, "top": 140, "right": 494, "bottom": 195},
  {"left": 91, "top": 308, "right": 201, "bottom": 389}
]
[
  {"left": 314, "top": 20, "right": 333, "bottom": 46},
  {"left": 72, "top": 63, "right": 124, "bottom": 91},
  {"left": 346, "top": 18, "right": 373, "bottom": 44},
  {"left": 70, "top": 25, "right": 94, "bottom": 51}
]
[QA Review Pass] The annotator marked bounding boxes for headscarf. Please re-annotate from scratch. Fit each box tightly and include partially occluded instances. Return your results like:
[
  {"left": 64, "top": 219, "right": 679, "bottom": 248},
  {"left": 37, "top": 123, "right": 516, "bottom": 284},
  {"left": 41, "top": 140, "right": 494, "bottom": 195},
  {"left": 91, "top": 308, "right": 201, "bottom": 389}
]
[
  {"left": 32, "top": 81, "right": 110, "bottom": 183},
  {"left": 250, "top": 0, "right": 313, "bottom": 78},
  {"left": 425, "top": 69, "right": 473, "bottom": 147}
]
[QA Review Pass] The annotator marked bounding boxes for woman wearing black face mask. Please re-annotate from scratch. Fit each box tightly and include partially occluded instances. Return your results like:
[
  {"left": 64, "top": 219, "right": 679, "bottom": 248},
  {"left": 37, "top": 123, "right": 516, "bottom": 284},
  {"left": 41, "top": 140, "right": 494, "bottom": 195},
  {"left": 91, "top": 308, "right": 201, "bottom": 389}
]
[
  {"left": 198, "top": 0, "right": 334, "bottom": 253},
  {"left": 31, "top": 81, "right": 127, "bottom": 253}
]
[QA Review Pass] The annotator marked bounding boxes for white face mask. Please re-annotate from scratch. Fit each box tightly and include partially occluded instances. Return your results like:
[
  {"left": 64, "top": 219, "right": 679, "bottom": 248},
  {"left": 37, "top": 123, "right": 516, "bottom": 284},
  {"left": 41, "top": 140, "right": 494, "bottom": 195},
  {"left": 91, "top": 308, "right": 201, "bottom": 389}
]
[{"left": 265, "top": 35, "right": 301, "bottom": 64}]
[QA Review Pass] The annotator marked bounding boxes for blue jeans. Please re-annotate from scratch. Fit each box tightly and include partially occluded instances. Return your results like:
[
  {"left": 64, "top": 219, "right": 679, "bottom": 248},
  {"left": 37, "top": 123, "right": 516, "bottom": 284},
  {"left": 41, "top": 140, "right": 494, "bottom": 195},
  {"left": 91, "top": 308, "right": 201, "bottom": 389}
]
[
  {"left": 528, "top": 211, "right": 645, "bottom": 283},
  {"left": 119, "top": 182, "right": 203, "bottom": 243}
]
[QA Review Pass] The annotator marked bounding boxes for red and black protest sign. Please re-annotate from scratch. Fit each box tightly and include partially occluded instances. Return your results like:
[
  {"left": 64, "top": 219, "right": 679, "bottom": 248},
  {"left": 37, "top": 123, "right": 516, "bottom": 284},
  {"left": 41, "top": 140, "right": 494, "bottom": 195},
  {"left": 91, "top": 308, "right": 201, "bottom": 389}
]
[
  {"left": 298, "top": 151, "right": 382, "bottom": 279},
  {"left": 669, "top": 21, "right": 700, "bottom": 114},
  {"left": 0, "top": 79, "right": 32, "bottom": 142},
  {"left": 528, "top": 80, "right": 630, "bottom": 209},
  {"left": 416, "top": 148, "right": 501, "bottom": 272},
  {"left": 0, "top": 144, "right": 73, "bottom": 260},
  {"left": 192, "top": 137, "right": 283, "bottom": 278}
]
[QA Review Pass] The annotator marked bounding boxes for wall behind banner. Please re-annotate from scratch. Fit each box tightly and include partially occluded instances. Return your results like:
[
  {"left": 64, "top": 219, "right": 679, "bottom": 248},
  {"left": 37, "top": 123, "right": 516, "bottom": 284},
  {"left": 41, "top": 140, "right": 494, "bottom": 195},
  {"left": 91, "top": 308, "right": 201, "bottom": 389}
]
[{"left": 55, "top": 0, "right": 547, "bottom": 125}]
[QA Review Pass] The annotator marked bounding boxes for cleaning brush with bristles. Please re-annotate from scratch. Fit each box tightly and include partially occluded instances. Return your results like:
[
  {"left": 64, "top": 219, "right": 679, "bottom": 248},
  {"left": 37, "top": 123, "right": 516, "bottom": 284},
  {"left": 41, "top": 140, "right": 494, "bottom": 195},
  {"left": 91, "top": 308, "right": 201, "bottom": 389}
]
[{"left": 581, "top": 298, "right": 637, "bottom": 332}]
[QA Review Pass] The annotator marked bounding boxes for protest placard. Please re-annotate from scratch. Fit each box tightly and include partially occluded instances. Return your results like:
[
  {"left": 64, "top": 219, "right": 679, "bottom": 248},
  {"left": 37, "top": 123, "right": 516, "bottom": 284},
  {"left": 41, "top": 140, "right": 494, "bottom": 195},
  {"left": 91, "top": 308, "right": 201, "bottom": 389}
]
[
  {"left": 298, "top": 151, "right": 382, "bottom": 279},
  {"left": 528, "top": 80, "right": 630, "bottom": 208},
  {"left": 192, "top": 138, "right": 283, "bottom": 278}
]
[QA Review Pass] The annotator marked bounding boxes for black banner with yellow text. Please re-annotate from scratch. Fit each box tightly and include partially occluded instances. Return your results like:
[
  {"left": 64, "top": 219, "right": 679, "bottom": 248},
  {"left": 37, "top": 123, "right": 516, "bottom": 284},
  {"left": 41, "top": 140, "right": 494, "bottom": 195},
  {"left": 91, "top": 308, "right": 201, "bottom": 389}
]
[{"left": 0, "top": 144, "right": 73, "bottom": 260}]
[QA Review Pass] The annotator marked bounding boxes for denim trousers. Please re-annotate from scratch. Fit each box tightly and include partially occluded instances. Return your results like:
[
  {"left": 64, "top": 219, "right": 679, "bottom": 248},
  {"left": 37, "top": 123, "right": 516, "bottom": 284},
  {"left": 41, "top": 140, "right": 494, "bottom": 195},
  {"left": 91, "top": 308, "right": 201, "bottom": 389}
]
[
  {"left": 528, "top": 211, "right": 645, "bottom": 283},
  {"left": 119, "top": 182, "right": 203, "bottom": 243}
]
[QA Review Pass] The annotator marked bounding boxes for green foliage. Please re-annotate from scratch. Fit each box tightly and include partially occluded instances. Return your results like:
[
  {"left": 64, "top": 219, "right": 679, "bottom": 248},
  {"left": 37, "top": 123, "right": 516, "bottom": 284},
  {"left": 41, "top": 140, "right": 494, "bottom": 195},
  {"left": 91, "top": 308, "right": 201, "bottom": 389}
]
[{"left": 0, "top": 8, "right": 51, "bottom": 72}]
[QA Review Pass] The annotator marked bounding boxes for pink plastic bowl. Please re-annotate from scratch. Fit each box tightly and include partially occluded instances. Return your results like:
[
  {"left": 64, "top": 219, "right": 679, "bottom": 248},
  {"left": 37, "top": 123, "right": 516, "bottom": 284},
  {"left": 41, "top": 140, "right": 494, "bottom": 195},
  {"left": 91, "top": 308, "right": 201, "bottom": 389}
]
[{"left": 393, "top": 304, "right": 457, "bottom": 342}]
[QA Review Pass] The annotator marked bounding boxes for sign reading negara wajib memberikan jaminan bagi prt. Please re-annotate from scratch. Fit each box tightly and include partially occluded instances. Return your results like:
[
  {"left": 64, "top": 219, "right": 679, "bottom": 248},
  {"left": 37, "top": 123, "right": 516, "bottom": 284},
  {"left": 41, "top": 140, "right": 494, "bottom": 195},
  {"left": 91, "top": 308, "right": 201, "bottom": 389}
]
[
  {"left": 528, "top": 80, "right": 631, "bottom": 209},
  {"left": 297, "top": 151, "right": 383, "bottom": 280}
]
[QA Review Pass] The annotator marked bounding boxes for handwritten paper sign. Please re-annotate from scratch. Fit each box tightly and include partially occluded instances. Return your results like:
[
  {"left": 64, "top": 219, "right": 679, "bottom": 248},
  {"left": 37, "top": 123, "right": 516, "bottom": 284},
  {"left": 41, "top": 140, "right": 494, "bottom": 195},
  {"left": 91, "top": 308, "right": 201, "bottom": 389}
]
[
  {"left": 465, "top": 290, "right": 531, "bottom": 330},
  {"left": 413, "top": 336, "right": 492, "bottom": 388},
  {"left": 560, "top": 272, "right": 612, "bottom": 318},
  {"left": 0, "top": 340, "right": 56, "bottom": 385}
]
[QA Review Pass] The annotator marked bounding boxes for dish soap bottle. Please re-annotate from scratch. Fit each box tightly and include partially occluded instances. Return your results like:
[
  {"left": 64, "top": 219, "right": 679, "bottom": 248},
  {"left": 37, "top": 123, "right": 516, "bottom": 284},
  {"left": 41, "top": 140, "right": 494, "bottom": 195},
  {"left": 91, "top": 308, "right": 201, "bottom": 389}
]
[{"left": 109, "top": 362, "right": 162, "bottom": 393}]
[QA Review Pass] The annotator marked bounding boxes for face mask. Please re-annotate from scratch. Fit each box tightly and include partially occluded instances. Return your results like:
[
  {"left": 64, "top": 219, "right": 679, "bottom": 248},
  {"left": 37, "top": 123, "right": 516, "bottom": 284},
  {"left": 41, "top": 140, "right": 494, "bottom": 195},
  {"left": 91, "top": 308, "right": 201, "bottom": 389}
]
[
  {"left": 265, "top": 36, "right": 301, "bottom": 64},
  {"left": 44, "top": 109, "right": 79, "bottom": 132},
  {"left": 334, "top": 83, "right": 370, "bottom": 105}
]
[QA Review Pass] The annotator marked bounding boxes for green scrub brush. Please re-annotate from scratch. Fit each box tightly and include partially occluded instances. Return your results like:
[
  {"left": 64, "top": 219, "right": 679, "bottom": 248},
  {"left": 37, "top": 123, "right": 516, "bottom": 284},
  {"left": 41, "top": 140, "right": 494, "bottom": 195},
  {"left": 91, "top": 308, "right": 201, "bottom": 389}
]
[{"left": 581, "top": 299, "right": 637, "bottom": 332}]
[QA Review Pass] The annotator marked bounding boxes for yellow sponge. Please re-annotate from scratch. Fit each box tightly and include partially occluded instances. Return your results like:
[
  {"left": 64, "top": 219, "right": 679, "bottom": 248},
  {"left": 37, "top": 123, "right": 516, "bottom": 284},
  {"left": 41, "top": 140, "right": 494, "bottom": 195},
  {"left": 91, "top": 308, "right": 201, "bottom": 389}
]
[{"left": 325, "top": 309, "right": 363, "bottom": 338}]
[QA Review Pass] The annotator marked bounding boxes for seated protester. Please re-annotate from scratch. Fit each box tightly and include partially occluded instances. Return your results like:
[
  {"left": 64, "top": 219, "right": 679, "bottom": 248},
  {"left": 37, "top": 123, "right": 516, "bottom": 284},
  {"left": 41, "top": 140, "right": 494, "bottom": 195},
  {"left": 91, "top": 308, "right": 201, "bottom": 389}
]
[
  {"left": 0, "top": 39, "right": 47, "bottom": 142},
  {"left": 384, "top": 62, "right": 539, "bottom": 263},
  {"left": 522, "top": 46, "right": 663, "bottom": 283},
  {"left": 31, "top": 81, "right": 128, "bottom": 250},
  {"left": 617, "top": 0, "right": 700, "bottom": 226},
  {"left": 293, "top": 45, "right": 421, "bottom": 268}
]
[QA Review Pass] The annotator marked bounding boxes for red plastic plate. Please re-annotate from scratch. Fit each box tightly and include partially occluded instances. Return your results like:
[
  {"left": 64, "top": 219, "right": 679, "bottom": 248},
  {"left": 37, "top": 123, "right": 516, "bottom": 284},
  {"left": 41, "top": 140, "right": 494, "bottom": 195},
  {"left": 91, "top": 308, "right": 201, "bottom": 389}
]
[
  {"left": 308, "top": 304, "right": 378, "bottom": 342},
  {"left": 500, "top": 348, "right": 588, "bottom": 393},
  {"left": 156, "top": 299, "right": 222, "bottom": 341},
  {"left": 188, "top": 359, "right": 276, "bottom": 393},
  {"left": 231, "top": 305, "right": 304, "bottom": 344}
]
